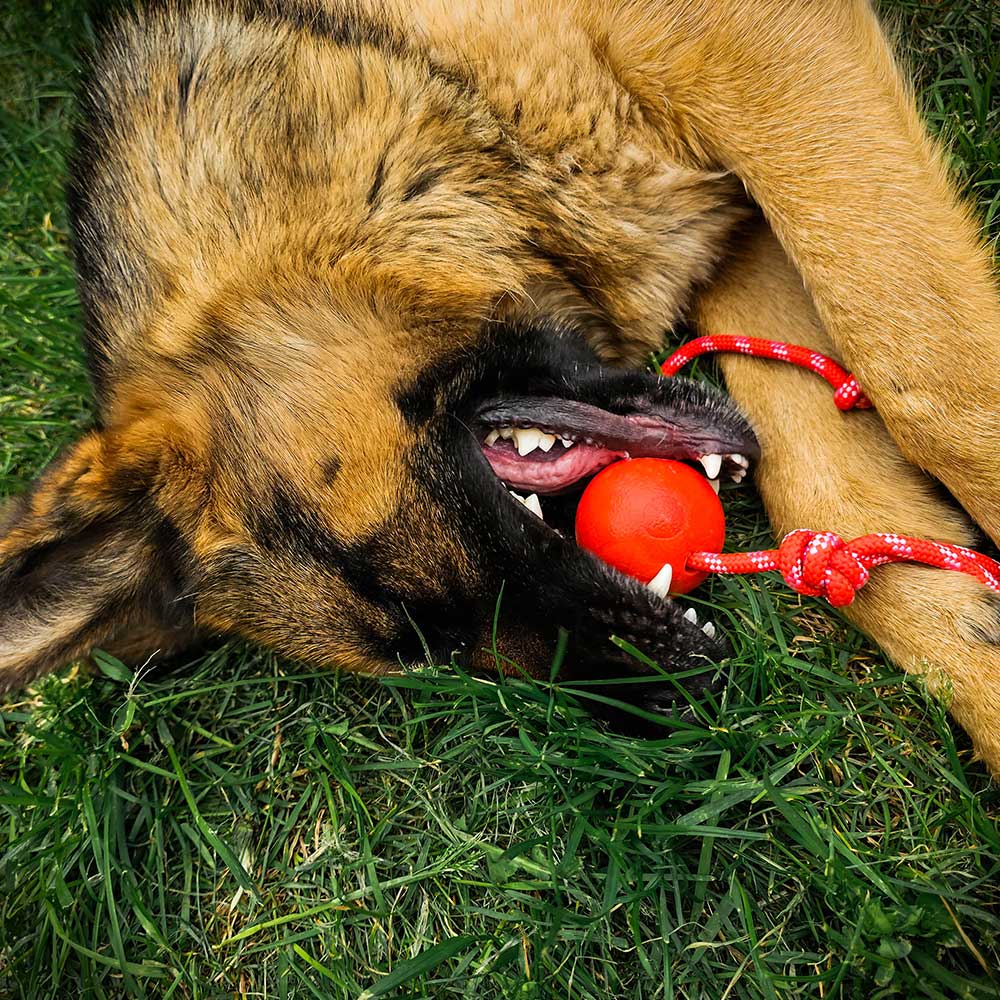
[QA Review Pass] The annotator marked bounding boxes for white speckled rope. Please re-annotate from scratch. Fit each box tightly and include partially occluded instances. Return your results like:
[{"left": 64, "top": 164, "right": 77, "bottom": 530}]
[
  {"left": 661, "top": 335, "right": 871, "bottom": 411},
  {"left": 661, "top": 338, "right": 1000, "bottom": 605},
  {"left": 689, "top": 530, "right": 1000, "bottom": 607}
]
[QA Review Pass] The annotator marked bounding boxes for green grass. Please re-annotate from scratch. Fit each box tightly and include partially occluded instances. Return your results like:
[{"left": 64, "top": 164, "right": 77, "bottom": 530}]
[{"left": 1, "top": 1, "right": 999, "bottom": 997}]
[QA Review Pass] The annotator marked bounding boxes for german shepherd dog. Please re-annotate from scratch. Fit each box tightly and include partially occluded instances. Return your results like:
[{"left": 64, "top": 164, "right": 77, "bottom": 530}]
[{"left": 3, "top": 2, "right": 1000, "bottom": 771}]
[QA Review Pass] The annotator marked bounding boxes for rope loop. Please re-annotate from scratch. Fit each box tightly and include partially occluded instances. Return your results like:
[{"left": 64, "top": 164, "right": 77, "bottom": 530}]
[{"left": 661, "top": 335, "right": 872, "bottom": 410}]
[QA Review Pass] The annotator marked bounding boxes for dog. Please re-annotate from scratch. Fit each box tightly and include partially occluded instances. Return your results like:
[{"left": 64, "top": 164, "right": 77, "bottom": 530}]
[{"left": 2, "top": 1, "right": 999, "bottom": 771}]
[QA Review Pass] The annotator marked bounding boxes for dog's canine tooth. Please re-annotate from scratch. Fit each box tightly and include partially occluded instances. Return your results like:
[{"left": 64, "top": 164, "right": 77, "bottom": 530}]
[
  {"left": 537, "top": 432, "right": 557, "bottom": 452},
  {"left": 700, "top": 454, "right": 723, "bottom": 479},
  {"left": 513, "top": 427, "right": 543, "bottom": 456},
  {"left": 484, "top": 429, "right": 500, "bottom": 446},
  {"left": 647, "top": 562, "right": 673, "bottom": 597},
  {"left": 709, "top": 478, "right": 720, "bottom": 494},
  {"left": 683, "top": 607, "right": 698, "bottom": 624},
  {"left": 702, "top": 621, "right": 716, "bottom": 638},
  {"left": 509, "top": 489, "right": 543, "bottom": 519}
]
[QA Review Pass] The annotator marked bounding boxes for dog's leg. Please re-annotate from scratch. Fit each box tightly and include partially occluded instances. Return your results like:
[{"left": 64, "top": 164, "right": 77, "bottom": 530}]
[
  {"left": 692, "top": 221, "right": 1000, "bottom": 773},
  {"left": 597, "top": 0, "right": 1000, "bottom": 543}
]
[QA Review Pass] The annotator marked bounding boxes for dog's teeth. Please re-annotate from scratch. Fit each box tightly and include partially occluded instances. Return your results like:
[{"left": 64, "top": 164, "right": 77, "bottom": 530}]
[
  {"left": 683, "top": 607, "right": 698, "bottom": 624},
  {"left": 728, "top": 454, "right": 749, "bottom": 483},
  {"left": 523, "top": 493, "right": 543, "bottom": 518},
  {"left": 700, "top": 454, "right": 723, "bottom": 479},
  {"left": 484, "top": 429, "right": 500, "bottom": 446},
  {"left": 709, "top": 478, "right": 720, "bottom": 495},
  {"left": 513, "top": 427, "right": 543, "bottom": 456},
  {"left": 647, "top": 562, "right": 673, "bottom": 597},
  {"left": 560, "top": 438, "right": 574, "bottom": 448},
  {"left": 499, "top": 427, "right": 515, "bottom": 440},
  {"left": 509, "top": 489, "right": 543, "bottom": 520},
  {"left": 537, "top": 432, "right": 557, "bottom": 452},
  {"left": 702, "top": 621, "right": 716, "bottom": 638}
]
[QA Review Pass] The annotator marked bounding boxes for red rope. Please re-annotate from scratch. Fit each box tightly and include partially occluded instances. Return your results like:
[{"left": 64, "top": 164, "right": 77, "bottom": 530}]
[
  {"left": 660, "top": 337, "right": 1000, "bottom": 605},
  {"left": 661, "top": 335, "right": 872, "bottom": 410},
  {"left": 688, "top": 530, "right": 1000, "bottom": 607}
]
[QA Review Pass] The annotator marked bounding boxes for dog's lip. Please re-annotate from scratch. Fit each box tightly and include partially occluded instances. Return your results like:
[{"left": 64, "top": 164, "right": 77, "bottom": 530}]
[
  {"left": 485, "top": 440, "right": 624, "bottom": 493},
  {"left": 474, "top": 394, "right": 759, "bottom": 494}
]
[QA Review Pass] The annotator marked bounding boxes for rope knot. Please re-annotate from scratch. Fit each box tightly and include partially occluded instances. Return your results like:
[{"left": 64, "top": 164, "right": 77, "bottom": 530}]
[
  {"left": 832, "top": 374, "right": 872, "bottom": 411},
  {"left": 777, "top": 530, "right": 869, "bottom": 607}
]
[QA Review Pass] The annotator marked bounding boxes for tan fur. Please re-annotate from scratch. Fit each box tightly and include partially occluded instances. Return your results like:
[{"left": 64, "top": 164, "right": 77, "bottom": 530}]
[
  {"left": 3, "top": 0, "right": 999, "bottom": 771},
  {"left": 695, "top": 222, "right": 1000, "bottom": 767},
  {"left": 587, "top": 1, "right": 1000, "bottom": 529}
]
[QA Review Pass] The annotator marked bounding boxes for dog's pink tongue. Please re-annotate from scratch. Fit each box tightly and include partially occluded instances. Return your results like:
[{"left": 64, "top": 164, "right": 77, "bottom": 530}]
[{"left": 483, "top": 441, "right": 625, "bottom": 493}]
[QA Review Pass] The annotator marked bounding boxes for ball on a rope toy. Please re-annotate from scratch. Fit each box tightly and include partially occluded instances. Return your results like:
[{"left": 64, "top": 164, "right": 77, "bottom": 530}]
[{"left": 574, "top": 458, "right": 726, "bottom": 594}]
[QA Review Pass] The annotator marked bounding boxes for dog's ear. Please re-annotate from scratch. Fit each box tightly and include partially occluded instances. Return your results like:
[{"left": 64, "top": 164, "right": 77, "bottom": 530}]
[{"left": 0, "top": 425, "right": 199, "bottom": 693}]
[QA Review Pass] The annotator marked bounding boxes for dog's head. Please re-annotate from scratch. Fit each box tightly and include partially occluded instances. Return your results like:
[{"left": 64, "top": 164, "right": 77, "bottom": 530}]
[
  {"left": 0, "top": 5, "right": 758, "bottom": 710},
  {"left": 0, "top": 277, "right": 757, "bottom": 706}
]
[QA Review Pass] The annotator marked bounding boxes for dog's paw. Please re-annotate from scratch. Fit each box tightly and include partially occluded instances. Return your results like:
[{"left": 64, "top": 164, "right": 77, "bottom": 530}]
[{"left": 848, "top": 564, "right": 1000, "bottom": 777}]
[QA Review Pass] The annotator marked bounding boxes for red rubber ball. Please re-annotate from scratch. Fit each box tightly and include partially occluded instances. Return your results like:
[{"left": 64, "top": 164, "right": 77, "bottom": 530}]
[{"left": 575, "top": 458, "right": 725, "bottom": 594}]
